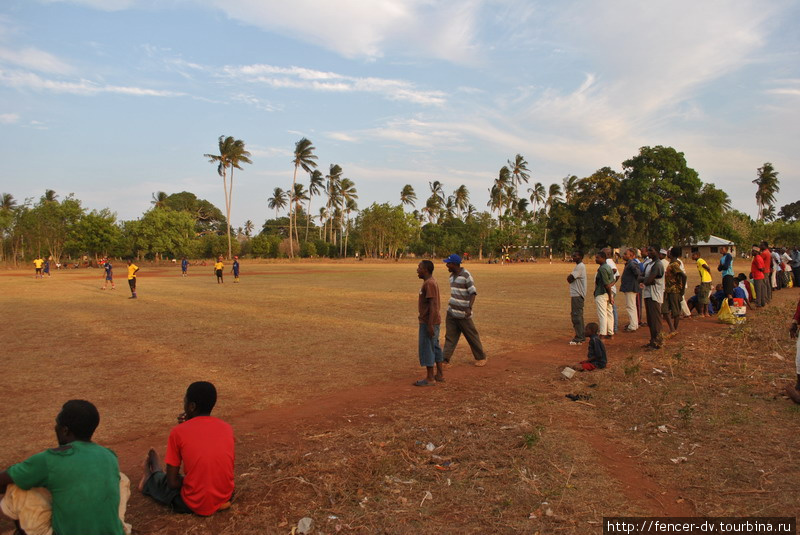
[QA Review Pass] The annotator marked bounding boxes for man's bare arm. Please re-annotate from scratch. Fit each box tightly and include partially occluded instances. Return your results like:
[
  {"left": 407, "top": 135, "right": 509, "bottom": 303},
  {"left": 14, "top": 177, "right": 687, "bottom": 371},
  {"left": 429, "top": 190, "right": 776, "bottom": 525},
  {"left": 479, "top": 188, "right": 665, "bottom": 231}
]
[{"left": 166, "top": 464, "right": 182, "bottom": 490}]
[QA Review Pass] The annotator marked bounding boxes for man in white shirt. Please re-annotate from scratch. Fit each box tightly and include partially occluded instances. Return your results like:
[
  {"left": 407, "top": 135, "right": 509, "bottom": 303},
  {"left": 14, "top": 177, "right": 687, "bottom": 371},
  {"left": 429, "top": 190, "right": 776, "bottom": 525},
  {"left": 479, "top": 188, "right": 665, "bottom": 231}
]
[
  {"left": 566, "top": 251, "right": 587, "bottom": 345},
  {"left": 602, "top": 247, "right": 619, "bottom": 334}
]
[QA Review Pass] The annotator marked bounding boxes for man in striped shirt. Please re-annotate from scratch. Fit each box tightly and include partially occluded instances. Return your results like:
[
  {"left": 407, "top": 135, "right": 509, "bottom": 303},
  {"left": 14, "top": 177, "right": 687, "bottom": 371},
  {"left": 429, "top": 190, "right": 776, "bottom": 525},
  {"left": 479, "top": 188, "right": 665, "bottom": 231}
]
[{"left": 442, "top": 254, "right": 487, "bottom": 367}]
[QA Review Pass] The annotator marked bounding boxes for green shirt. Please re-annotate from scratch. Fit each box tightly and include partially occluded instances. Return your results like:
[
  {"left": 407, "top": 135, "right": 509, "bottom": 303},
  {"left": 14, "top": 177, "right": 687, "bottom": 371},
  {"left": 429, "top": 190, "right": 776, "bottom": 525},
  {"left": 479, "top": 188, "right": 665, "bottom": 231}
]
[
  {"left": 594, "top": 263, "right": 614, "bottom": 297},
  {"left": 8, "top": 441, "right": 124, "bottom": 535}
]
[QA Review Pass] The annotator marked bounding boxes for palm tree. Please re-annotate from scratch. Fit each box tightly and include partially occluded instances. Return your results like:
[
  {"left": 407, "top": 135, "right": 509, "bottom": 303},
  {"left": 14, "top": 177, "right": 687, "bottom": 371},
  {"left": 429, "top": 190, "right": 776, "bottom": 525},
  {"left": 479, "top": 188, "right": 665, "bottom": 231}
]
[
  {"left": 204, "top": 135, "right": 252, "bottom": 259},
  {"left": 400, "top": 184, "right": 417, "bottom": 208},
  {"left": 325, "top": 164, "right": 343, "bottom": 243},
  {"left": 43, "top": 189, "right": 58, "bottom": 202},
  {"left": 507, "top": 154, "right": 530, "bottom": 191},
  {"left": 337, "top": 178, "right": 358, "bottom": 248},
  {"left": 290, "top": 138, "right": 318, "bottom": 257},
  {"left": 494, "top": 167, "right": 511, "bottom": 227},
  {"left": 423, "top": 196, "right": 440, "bottom": 224},
  {"left": 453, "top": 185, "right": 470, "bottom": 219},
  {"left": 151, "top": 191, "right": 168, "bottom": 209},
  {"left": 546, "top": 183, "right": 562, "bottom": 212},
  {"left": 305, "top": 169, "right": 325, "bottom": 241},
  {"left": 464, "top": 203, "right": 477, "bottom": 222},
  {"left": 1, "top": 193, "right": 16, "bottom": 211},
  {"left": 444, "top": 196, "right": 457, "bottom": 220},
  {"left": 267, "top": 187, "right": 288, "bottom": 220},
  {"left": 343, "top": 197, "right": 358, "bottom": 256},
  {"left": 753, "top": 162, "right": 780, "bottom": 221},
  {"left": 244, "top": 220, "right": 254, "bottom": 237},
  {"left": 562, "top": 175, "right": 579, "bottom": 204},
  {"left": 428, "top": 181, "right": 445, "bottom": 208},
  {"left": 527, "top": 182, "right": 546, "bottom": 218},
  {"left": 290, "top": 183, "right": 309, "bottom": 243}
]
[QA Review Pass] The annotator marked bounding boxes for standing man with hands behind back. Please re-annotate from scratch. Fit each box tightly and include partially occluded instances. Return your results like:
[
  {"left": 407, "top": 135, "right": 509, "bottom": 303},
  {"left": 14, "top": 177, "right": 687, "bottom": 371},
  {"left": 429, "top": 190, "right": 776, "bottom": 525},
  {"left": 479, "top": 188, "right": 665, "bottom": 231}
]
[
  {"left": 567, "top": 251, "right": 587, "bottom": 345},
  {"left": 442, "top": 254, "right": 488, "bottom": 367}
]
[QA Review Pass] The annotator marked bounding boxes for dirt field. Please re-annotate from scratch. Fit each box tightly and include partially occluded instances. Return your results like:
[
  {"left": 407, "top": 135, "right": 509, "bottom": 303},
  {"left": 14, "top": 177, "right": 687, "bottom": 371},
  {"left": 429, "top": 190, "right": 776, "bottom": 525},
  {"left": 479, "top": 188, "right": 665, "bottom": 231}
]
[{"left": 1, "top": 260, "right": 799, "bottom": 534}]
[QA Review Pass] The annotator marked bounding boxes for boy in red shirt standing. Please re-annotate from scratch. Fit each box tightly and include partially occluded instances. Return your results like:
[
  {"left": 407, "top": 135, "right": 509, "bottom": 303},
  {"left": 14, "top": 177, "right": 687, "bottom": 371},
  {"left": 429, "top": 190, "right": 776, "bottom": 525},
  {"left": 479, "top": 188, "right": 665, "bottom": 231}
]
[
  {"left": 750, "top": 245, "right": 767, "bottom": 308},
  {"left": 139, "top": 382, "right": 234, "bottom": 515}
]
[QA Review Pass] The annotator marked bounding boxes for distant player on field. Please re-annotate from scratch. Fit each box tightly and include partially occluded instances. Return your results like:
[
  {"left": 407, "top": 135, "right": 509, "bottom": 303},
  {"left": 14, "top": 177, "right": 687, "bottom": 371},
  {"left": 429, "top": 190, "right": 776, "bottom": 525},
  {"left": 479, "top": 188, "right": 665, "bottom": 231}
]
[
  {"left": 214, "top": 257, "right": 224, "bottom": 284},
  {"left": 127, "top": 259, "right": 139, "bottom": 299},
  {"left": 33, "top": 257, "right": 44, "bottom": 279},
  {"left": 43, "top": 259, "right": 51, "bottom": 277},
  {"left": 181, "top": 257, "right": 189, "bottom": 277},
  {"left": 231, "top": 256, "right": 240, "bottom": 283},
  {"left": 102, "top": 258, "right": 115, "bottom": 290}
]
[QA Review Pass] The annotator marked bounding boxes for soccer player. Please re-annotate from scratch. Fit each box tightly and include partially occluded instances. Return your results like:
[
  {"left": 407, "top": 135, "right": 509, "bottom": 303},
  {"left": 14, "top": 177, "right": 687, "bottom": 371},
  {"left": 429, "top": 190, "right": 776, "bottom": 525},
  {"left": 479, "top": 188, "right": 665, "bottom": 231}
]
[
  {"left": 102, "top": 257, "right": 115, "bottom": 290},
  {"left": 43, "top": 259, "right": 51, "bottom": 277},
  {"left": 231, "top": 256, "right": 240, "bottom": 283},
  {"left": 127, "top": 259, "right": 139, "bottom": 299},
  {"left": 139, "top": 382, "right": 234, "bottom": 516},
  {"left": 33, "top": 256, "right": 44, "bottom": 279},
  {"left": 214, "top": 256, "right": 224, "bottom": 284},
  {"left": 0, "top": 400, "right": 132, "bottom": 535},
  {"left": 181, "top": 257, "right": 189, "bottom": 277}
]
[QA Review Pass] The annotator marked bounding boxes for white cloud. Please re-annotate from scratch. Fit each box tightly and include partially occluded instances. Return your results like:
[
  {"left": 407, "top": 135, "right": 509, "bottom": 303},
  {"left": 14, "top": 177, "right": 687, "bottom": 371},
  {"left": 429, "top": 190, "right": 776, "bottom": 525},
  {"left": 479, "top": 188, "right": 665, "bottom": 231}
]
[
  {"left": 327, "top": 132, "right": 358, "bottom": 143},
  {"left": 38, "top": 0, "right": 138, "bottom": 11},
  {"left": 0, "top": 47, "right": 74, "bottom": 75},
  {"left": 0, "top": 69, "right": 185, "bottom": 97},
  {"left": 0, "top": 112, "right": 19, "bottom": 124},
  {"left": 221, "top": 64, "right": 446, "bottom": 105}
]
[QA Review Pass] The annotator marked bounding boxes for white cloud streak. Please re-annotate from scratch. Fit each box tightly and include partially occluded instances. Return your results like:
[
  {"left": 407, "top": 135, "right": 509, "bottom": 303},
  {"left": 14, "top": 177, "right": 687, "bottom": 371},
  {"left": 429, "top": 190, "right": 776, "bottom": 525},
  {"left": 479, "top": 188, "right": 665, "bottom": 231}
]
[
  {"left": 0, "top": 69, "right": 185, "bottom": 97},
  {"left": 0, "top": 112, "right": 19, "bottom": 124},
  {"left": 0, "top": 47, "right": 74, "bottom": 75}
]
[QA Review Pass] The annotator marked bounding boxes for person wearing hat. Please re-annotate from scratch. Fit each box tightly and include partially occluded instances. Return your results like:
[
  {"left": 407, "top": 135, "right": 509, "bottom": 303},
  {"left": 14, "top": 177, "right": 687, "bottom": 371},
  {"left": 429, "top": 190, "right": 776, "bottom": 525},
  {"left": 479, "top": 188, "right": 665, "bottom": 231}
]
[
  {"left": 442, "top": 254, "right": 487, "bottom": 366},
  {"left": 231, "top": 256, "right": 240, "bottom": 283},
  {"left": 750, "top": 245, "right": 767, "bottom": 308}
]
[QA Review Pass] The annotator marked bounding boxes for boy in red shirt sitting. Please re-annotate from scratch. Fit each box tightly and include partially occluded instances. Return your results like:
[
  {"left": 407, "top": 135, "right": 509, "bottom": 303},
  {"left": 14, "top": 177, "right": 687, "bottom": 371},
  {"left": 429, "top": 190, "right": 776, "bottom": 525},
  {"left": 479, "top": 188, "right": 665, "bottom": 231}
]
[{"left": 139, "top": 381, "right": 234, "bottom": 515}]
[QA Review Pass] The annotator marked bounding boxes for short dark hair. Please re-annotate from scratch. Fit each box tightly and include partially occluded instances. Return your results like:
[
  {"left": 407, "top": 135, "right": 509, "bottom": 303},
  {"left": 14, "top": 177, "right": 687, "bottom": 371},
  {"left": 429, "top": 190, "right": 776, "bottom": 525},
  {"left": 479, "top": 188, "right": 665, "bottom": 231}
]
[
  {"left": 187, "top": 381, "right": 217, "bottom": 414},
  {"left": 57, "top": 400, "right": 100, "bottom": 441},
  {"left": 573, "top": 250, "right": 584, "bottom": 258},
  {"left": 585, "top": 322, "right": 599, "bottom": 335},
  {"left": 420, "top": 260, "right": 434, "bottom": 274},
  {"left": 596, "top": 250, "right": 607, "bottom": 259}
]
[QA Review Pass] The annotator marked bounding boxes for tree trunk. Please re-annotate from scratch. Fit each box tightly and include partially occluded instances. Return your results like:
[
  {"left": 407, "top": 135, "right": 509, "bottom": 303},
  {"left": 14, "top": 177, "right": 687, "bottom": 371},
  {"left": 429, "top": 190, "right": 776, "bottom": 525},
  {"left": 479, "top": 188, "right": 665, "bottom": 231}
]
[
  {"left": 289, "top": 166, "right": 298, "bottom": 258},
  {"left": 227, "top": 166, "right": 234, "bottom": 259},
  {"left": 305, "top": 198, "right": 313, "bottom": 242},
  {"left": 221, "top": 167, "right": 231, "bottom": 260}
]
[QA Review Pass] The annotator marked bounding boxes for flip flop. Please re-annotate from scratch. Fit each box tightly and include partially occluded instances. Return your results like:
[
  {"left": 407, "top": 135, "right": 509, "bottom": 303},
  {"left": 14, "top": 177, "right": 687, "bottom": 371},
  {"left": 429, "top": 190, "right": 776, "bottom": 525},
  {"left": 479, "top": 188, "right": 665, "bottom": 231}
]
[
  {"left": 434, "top": 375, "right": 445, "bottom": 382},
  {"left": 413, "top": 379, "right": 436, "bottom": 387}
]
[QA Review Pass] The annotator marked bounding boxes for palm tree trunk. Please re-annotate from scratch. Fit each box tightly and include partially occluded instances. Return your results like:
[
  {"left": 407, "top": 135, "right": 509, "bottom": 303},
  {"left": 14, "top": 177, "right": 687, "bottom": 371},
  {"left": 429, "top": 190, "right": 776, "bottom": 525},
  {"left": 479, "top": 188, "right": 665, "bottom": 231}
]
[
  {"left": 289, "top": 166, "right": 298, "bottom": 258},
  {"left": 305, "top": 198, "right": 313, "bottom": 242},
  {"left": 227, "top": 166, "right": 234, "bottom": 259},
  {"left": 221, "top": 167, "right": 231, "bottom": 260}
]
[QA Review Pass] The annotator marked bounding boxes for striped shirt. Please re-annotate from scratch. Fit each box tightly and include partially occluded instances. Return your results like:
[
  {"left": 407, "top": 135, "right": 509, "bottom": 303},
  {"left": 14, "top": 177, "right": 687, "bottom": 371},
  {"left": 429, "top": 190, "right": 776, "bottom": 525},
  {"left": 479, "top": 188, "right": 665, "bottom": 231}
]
[{"left": 447, "top": 268, "right": 477, "bottom": 318}]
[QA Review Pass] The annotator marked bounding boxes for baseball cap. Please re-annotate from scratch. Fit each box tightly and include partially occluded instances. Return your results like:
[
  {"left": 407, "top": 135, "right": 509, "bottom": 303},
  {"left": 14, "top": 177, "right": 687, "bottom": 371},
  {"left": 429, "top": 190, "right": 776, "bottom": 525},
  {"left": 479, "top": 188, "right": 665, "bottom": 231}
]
[{"left": 443, "top": 254, "right": 462, "bottom": 264}]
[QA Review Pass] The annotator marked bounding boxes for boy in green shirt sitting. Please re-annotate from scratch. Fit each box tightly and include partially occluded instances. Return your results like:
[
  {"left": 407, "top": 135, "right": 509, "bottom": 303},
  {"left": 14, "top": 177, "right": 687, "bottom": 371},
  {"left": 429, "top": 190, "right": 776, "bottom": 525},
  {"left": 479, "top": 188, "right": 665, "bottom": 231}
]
[{"left": 0, "top": 400, "right": 131, "bottom": 535}]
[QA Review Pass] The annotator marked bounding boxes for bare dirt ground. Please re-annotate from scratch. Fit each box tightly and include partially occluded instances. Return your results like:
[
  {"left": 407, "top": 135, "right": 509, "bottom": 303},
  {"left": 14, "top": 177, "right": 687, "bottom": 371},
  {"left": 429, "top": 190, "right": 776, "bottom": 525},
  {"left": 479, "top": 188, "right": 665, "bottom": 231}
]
[{"left": 1, "top": 260, "right": 799, "bottom": 534}]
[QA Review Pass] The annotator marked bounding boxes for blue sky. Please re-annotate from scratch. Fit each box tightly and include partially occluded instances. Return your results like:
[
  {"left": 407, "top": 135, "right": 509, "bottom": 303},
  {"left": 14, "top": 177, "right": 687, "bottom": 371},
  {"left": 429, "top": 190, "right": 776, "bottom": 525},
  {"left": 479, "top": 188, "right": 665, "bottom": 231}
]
[{"left": 1, "top": 0, "right": 798, "bottom": 229}]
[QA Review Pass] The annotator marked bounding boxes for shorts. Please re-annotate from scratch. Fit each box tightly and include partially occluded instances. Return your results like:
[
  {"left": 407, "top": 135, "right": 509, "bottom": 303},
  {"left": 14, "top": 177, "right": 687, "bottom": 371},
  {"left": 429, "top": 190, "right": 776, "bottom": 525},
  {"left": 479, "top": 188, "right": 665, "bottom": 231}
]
[
  {"left": 106, "top": 275, "right": 113, "bottom": 281},
  {"left": 665, "top": 293, "right": 681, "bottom": 317},
  {"left": 418, "top": 324, "right": 443, "bottom": 367},
  {"left": 215, "top": 269, "right": 223, "bottom": 277},
  {"left": 580, "top": 361, "right": 597, "bottom": 371},
  {"left": 35, "top": 268, "right": 42, "bottom": 274}
]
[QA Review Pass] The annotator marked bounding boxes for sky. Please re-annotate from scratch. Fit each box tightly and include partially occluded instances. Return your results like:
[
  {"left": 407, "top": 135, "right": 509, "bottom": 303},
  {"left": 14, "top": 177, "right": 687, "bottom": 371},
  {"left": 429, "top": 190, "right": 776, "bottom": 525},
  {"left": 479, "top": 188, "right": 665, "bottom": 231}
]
[{"left": 0, "top": 0, "right": 798, "bottom": 229}]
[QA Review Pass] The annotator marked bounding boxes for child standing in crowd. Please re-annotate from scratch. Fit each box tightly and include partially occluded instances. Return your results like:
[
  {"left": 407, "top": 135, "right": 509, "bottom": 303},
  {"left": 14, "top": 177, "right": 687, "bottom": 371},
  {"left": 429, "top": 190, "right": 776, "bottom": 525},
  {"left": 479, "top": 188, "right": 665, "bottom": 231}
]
[
  {"left": 571, "top": 322, "right": 607, "bottom": 372},
  {"left": 214, "top": 256, "right": 224, "bottom": 284}
]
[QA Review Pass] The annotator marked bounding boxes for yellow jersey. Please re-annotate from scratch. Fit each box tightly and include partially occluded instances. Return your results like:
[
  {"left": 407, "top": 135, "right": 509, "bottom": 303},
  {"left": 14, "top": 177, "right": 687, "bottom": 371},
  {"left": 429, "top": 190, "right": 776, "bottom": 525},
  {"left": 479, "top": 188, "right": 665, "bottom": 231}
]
[
  {"left": 696, "top": 258, "right": 712, "bottom": 283},
  {"left": 33, "top": 258, "right": 44, "bottom": 268},
  {"left": 127, "top": 264, "right": 138, "bottom": 279},
  {"left": 214, "top": 262, "right": 224, "bottom": 270}
]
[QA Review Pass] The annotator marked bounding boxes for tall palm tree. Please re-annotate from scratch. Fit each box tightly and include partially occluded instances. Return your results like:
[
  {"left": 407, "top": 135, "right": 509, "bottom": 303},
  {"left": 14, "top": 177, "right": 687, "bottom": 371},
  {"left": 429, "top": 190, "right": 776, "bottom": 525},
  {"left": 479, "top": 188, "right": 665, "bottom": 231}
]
[
  {"left": 244, "top": 220, "right": 254, "bottom": 237},
  {"left": 444, "top": 196, "right": 457, "bottom": 220},
  {"left": 343, "top": 197, "right": 358, "bottom": 256},
  {"left": 507, "top": 154, "right": 530, "bottom": 191},
  {"left": 494, "top": 167, "right": 511, "bottom": 227},
  {"left": 453, "top": 185, "right": 470, "bottom": 219},
  {"left": 1, "top": 193, "right": 16, "bottom": 211},
  {"left": 290, "top": 183, "right": 309, "bottom": 243},
  {"left": 423, "top": 196, "right": 440, "bottom": 224},
  {"left": 290, "top": 138, "right": 318, "bottom": 257},
  {"left": 43, "top": 189, "right": 58, "bottom": 202},
  {"left": 546, "top": 183, "right": 562, "bottom": 212},
  {"left": 400, "top": 184, "right": 417, "bottom": 208},
  {"left": 267, "top": 187, "right": 288, "bottom": 220},
  {"left": 325, "top": 164, "right": 343, "bottom": 243},
  {"left": 464, "top": 204, "right": 477, "bottom": 222},
  {"left": 528, "top": 182, "right": 545, "bottom": 219},
  {"left": 562, "top": 175, "right": 579, "bottom": 204},
  {"left": 151, "top": 191, "right": 168, "bottom": 209},
  {"left": 305, "top": 169, "right": 325, "bottom": 241},
  {"left": 204, "top": 135, "right": 252, "bottom": 259},
  {"left": 428, "top": 181, "right": 445, "bottom": 208},
  {"left": 753, "top": 162, "right": 780, "bottom": 221}
]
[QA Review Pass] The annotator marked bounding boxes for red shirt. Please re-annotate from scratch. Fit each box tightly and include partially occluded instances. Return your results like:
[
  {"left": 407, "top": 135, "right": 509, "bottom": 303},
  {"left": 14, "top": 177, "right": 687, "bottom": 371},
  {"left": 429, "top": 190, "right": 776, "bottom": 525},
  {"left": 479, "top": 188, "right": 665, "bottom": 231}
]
[
  {"left": 751, "top": 255, "right": 765, "bottom": 280},
  {"left": 165, "top": 416, "right": 234, "bottom": 515},
  {"left": 760, "top": 249, "right": 772, "bottom": 274}
]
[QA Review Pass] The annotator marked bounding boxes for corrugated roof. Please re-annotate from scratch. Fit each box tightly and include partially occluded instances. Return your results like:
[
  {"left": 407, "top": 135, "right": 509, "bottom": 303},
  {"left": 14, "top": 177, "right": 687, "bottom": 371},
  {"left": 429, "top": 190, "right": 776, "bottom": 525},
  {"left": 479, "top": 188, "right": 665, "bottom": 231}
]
[{"left": 690, "top": 235, "right": 735, "bottom": 246}]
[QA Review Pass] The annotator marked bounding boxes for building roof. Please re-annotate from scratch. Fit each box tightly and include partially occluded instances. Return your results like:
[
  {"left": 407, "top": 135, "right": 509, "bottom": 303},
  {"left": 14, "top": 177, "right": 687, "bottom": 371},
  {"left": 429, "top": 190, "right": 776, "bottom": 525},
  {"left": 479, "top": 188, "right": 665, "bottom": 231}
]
[{"left": 691, "top": 235, "right": 735, "bottom": 247}]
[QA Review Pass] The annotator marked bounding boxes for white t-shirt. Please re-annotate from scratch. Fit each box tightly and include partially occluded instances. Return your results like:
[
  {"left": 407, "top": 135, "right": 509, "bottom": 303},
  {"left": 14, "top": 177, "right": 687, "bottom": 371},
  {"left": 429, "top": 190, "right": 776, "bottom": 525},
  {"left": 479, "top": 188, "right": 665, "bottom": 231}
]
[
  {"left": 643, "top": 259, "right": 665, "bottom": 303},
  {"left": 605, "top": 258, "right": 619, "bottom": 294},
  {"left": 569, "top": 262, "right": 586, "bottom": 298}
]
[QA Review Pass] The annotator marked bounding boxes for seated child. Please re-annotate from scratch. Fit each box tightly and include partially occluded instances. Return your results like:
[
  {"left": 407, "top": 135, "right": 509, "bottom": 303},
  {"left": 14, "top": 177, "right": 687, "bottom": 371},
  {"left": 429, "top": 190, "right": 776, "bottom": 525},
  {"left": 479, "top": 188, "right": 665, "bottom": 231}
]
[
  {"left": 733, "top": 274, "right": 750, "bottom": 305},
  {"left": 571, "top": 322, "right": 607, "bottom": 371},
  {"left": 709, "top": 283, "right": 726, "bottom": 312}
]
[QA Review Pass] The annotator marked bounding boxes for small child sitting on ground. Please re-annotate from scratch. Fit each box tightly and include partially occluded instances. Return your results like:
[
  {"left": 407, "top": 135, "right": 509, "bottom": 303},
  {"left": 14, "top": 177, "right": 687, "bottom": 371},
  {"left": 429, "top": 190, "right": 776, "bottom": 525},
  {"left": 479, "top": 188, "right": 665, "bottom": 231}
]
[{"left": 571, "top": 322, "right": 607, "bottom": 371}]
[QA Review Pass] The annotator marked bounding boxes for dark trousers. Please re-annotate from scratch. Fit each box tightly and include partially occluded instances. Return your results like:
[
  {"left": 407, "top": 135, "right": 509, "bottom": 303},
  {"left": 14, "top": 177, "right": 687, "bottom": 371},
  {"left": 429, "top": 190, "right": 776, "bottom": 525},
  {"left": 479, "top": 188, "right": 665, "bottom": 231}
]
[
  {"left": 764, "top": 275, "right": 772, "bottom": 302},
  {"left": 645, "top": 298, "right": 663, "bottom": 346},
  {"left": 142, "top": 471, "right": 192, "bottom": 514},
  {"left": 570, "top": 296, "right": 585, "bottom": 341},
  {"left": 443, "top": 315, "right": 486, "bottom": 362},
  {"left": 722, "top": 275, "right": 734, "bottom": 298},
  {"left": 128, "top": 278, "right": 136, "bottom": 294},
  {"left": 754, "top": 278, "right": 766, "bottom": 307},
  {"left": 792, "top": 266, "right": 800, "bottom": 287}
]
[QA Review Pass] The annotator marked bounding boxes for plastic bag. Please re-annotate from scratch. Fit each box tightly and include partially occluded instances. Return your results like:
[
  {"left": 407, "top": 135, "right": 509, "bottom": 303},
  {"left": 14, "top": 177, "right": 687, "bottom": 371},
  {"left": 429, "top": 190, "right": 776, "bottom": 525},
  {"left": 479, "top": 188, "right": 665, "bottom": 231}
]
[{"left": 718, "top": 299, "right": 745, "bottom": 324}]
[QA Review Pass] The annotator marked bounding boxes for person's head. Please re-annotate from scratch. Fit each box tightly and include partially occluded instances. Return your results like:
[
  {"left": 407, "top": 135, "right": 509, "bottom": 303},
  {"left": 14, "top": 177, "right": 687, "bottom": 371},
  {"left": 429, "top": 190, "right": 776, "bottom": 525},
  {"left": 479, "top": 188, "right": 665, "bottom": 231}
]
[
  {"left": 751, "top": 244, "right": 760, "bottom": 255},
  {"left": 659, "top": 248, "right": 668, "bottom": 259},
  {"left": 647, "top": 246, "right": 659, "bottom": 260},
  {"left": 693, "top": 285, "right": 700, "bottom": 295},
  {"left": 55, "top": 400, "right": 100, "bottom": 445},
  {"left": 721, "top": 245, "right": 729, "bottom": 254},
  {"left": 624, "top": 248, "right": 636, "bottom": 261},
  {"left": 736, "top": 273, "right": 747, "bottom": 282},
  {"left": 760, "top": 241, "right": 769, "bottom": 250},
  {"left": 443, "top": 254, "right": 462, "bottom": 274},
  {"left": 715, "top": 283, "right": 723, "bottom": 291},
  {"left": 669, "top": 246, "right": 681, "bottom": 260},
  {"left": 417, "top": 260, "right": 434, "bottom": 279},
  {"left": 218, "top": 255, "right": 223, "bottom": 261},
  {"left": 602, "top": 246, "right": 612, "bottom": 257},
  {"left": 594, "top": 250, "right": 607, "bottom": 265},
  {"left": 571, "top": 251, "right": 584, "bottom": 264},
  {"left": 584, "top": 322, "right": 599, "bottom": 337},
  {"left": 691, "top": 251, "right": 700, "bottom": 260},
  {"left": 184, "top": 381, "right": 217, "bottom": 418},
  {"left": 127, "top": 258, "right": 132, "bottom": 265}
]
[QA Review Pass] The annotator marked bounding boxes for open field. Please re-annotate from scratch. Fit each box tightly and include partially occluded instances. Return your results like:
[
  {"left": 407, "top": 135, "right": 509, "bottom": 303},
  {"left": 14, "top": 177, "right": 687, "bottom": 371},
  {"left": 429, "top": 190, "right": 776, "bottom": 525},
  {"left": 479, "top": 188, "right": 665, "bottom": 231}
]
[{"left": 2, "top": 260, "right": 800, "bottom": 534}]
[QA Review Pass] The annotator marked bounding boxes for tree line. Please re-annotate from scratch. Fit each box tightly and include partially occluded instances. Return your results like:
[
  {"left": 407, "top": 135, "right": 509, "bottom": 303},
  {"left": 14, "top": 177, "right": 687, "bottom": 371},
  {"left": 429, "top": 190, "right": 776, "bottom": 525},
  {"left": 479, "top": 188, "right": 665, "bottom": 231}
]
[{"left": 1, "top": 142, "right": 796, "bottom": 264}]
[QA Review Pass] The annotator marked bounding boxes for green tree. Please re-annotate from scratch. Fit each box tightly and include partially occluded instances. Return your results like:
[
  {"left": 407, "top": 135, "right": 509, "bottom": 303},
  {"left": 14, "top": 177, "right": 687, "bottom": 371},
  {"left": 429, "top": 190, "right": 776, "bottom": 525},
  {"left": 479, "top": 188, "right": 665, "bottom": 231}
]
[
  {"left": 134, "top": 208, "right": 196, "bottom": 260},
  {"left": 356, "top": 203, "right": 417, "bottom": 258},
  {"left": 151, "top": 191, "right": 168, "bottom": 209},
  {"left": 779, "top": 201, "right": 800, "bottom": 222},
  {"left": 29, "top": 193, "right": 84, "bottom": 261},
  {"left": 290, "top": 138, "right": 318, "bottom": 258},
  {"left": 753, "top": 162, "right": 779, "bottom": 221},
  {"left": 305, "top": 169, "right": 324, "bottom": 241},
  {"left": 268, "top": 187, "right": 288, "bottom": 220},
  {"left": 65, "top": 209, "right": 122, "bottom": 260},
  {"left": 400, "top": 184, "right": 417, "bottom": 208},
  {"left": 570, "top": 167, "right": 623, "bottom": 249}
]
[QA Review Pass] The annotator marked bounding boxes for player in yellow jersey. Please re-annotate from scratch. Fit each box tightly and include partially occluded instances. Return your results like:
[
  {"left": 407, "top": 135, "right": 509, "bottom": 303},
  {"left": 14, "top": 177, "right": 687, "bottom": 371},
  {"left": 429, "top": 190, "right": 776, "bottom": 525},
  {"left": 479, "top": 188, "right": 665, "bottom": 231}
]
[
  {"left": 127, "top": 259, "right": 139, "bottom": 299},
  {"left": 214, "top": 256, "right": 224, "bottom": 284},
  {"left": 33, "top": 257, "right": 44, "bottom": 279}
]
